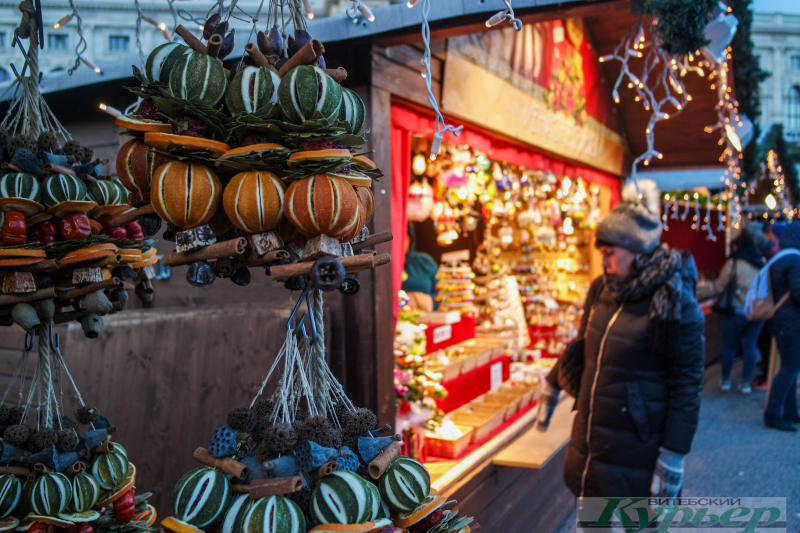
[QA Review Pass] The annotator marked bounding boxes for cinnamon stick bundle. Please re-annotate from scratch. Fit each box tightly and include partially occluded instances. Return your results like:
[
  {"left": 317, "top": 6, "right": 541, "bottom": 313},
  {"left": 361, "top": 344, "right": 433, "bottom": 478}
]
[
  {"left": 207, "top": 34, "right": 223, "bottom": 58},
  {"left": 0, "top": 466, "right": 30, "bottom": 477},
  {"left": 239, "top": 249, "right": 290, "bottom": 269},
  {"left": 270, "top": 253, "right": 375, "bottom": 281},
  {"left": 194, "top": 447, "right": 248, "bottom": 480},
  {"left": 174, "top": 25, "right": 208, "bottom": 54},
  {"left": 248, "top": 476, "right": 303, "bottom": 499},
  {"left": 34, "top": 463, "right": 53, "bottom": 474},
  {"left": 0, "top": 287, "right": 56, "bottom": 306},
  {"left": 64, "top": 462, "right": 85, "bottom": 476},
  {"left": 161, "top": 238, "right": 247, "bottom": 268},
  {"left": 42, "top": 164, "right": 76, "bottom": 176},
  {"left": 368, "top": 441, "right": 401, "bottom": 479},
  {"left": 245, "top": 43, "right": 272, "bottom": 68},
  {"left": 57, "top": 277, "right": 121, "bottom": 301},
  {"left": 278, "top": 40, "right": 325, "bottom": 76},
  {"left": 351, "top": 231, "right": 393, "bottom": 252},
  {"left": 94, "top": 436, "right": 115, "bottom": 454},
  {"left": 324, "top": 67, "right": 347, "bottom": 83},
  {"left": 311, "top": 461, "right": 338, "bottom": 481},
  {"left": 21, "top": 259, "right": 58, "bottom": 273}
]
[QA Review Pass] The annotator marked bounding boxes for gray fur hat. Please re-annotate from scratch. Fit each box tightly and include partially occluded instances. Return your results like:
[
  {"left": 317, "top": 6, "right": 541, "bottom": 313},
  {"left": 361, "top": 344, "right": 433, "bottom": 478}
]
[{"left": 596, "top": 178, "right": 662, "bottom": 254}]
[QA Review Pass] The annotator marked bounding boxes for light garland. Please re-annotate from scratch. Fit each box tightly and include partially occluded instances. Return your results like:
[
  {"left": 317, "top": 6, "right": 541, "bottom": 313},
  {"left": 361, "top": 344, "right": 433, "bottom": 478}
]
[
  {"left": 599, "top": 17, "right": 695, "bottom": 176},
  {"left": 66, "top": 0, "right": 92, "bottom": 75},
  {"left": 486, "top": 0, "right": 522, "bottom": 31},
  {"left": 767, "top": 150, "right": 794, "bottom": 221}
]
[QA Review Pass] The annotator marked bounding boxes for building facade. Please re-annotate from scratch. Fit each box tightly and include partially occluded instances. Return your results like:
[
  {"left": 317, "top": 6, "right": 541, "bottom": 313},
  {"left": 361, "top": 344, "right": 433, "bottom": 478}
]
[{"left": 752, "top": 8, "right": 800, "bottom": 142}]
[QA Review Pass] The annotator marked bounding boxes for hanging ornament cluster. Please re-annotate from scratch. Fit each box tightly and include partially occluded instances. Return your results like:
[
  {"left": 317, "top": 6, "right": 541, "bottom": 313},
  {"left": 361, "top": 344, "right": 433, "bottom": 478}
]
[
  {"left": 661, "top": 191, "right": 726, "bottom": 241},
  {"left": 162, "top": 289, "right": 473, "bottom": 533},
  {"left": 0, "top": 0, "right": 158, "bottom": 338},
  {"left": 115, "top": 10, "right": 389, "bottom": 293},
  {"left": 0, "top": 310, "right": 156, "bottom": 533}
]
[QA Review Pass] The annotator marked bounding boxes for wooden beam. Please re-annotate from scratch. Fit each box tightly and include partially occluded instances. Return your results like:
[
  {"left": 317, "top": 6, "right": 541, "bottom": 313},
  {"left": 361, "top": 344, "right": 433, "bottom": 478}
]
[{"left": 372, "top": 49, "right": 440, "bottom": 108}]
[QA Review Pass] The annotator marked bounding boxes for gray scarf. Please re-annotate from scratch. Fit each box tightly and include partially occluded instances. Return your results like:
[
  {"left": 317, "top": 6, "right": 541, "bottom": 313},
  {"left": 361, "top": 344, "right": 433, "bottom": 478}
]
[{"left": 605, "top": 244, "right": 684, "bottom": 322}]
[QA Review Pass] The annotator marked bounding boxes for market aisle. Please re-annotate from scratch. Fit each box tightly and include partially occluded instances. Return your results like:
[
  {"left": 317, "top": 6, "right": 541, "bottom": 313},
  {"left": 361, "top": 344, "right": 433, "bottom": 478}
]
[{"left": 554, "top": 361, "right": 800, "bottom": 533}]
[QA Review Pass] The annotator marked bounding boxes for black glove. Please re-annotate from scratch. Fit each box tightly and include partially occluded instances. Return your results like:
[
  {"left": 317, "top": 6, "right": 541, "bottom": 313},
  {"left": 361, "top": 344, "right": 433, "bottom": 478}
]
[{"left": 536, "top": 382, "right": 560, "bottom": 432}]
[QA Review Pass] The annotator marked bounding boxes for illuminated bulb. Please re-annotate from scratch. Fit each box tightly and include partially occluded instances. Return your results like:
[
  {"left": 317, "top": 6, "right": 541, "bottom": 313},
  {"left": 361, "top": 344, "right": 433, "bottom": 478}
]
[
  {"left": 456, "top": 186, "right": 468, "bottom": 200},
  {"left": 357, "top": 2, "right": 375, "bottom": 21},
  {"left": 658, "top": 153, "right": 663, "bottom": 159},
  {"left": 486, "top": 11, "right": 505, "bottom": 27},
  {"left": 198, "top": 24, "right": 204, "bottom": 31},
  {"left": 412, "top": 154, "right": 427, "bottom": 175},
  {"left": 54, "top": 13, "right": 73, "bottom": 29},
  {"left": 628, "top": 82, "right": 633, "bottom": 89},
  {"left": 646, "top": 128, "right": 650, "bottom": 134},
  {"left": 302, "top": 0, "right": 314, "bottom": 19},
  {"left": 766, "top": 194, "right": 777, "bottom": 210},
  {"left": 563, "top": 217, "right": 574, "bottom": 235},
  {"left": 635, "top": 96, "right": 640, "bottom": 102},
  {"left": 407, "top": 0, "right": 421, "bottom": 6},
  {"left": 81, "top": 58, "right": 101, "bottom": 73},
  {"left": 99, "top": 103, "right": 121, "bottom": 117},
  {"left": 563, "top": 177, "right": 571, "bottom": 190}
]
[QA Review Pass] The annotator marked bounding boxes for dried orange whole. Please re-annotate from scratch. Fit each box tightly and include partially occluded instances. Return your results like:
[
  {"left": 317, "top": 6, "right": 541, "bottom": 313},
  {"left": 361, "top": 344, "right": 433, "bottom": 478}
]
[
  {"left": 222, "top": 171, "right": 285, "bottom": 234},
  {"left": 151, "top": 161, "right": 221, "bottom": 230},
  {"left": 283, "top": 174, "right": 360, "bottom": 240}
]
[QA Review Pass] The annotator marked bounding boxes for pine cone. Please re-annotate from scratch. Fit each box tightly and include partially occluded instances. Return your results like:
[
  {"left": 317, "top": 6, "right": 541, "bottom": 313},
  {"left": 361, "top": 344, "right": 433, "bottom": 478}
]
[
  {"left": 27, "top": 428, "right": 57, "bottom": 453},
  {"left": 3, "top": 424, "right": 30, "bottom": 447},
  {"left": 56, "top": 429, "right": 79, "bottom": 452},
  {"left": 226, "top": 407, "right": 255, "bottom": 433},
  {"left": 75, "top": 405, "right": 100, "bottom": 425}
]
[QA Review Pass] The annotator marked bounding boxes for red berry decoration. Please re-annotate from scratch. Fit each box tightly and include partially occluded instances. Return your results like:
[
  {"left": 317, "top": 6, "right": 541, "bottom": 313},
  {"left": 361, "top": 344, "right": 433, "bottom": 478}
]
[
  {"left": 99, "top": 215, "right": 127, "bottom": 240},
  {"left": 113, "top": 490, "right": 136, "bottom": 524},
  {"left": 28, "top": 523, "right": 47, "bottom": 533},
  {"left": 299, "top": 139, "right": 333, "bottom": 151},
  {"left": 77, "top": 523, "right": 94, "bottom": 533},
  {"left": 29, "top": 220, "right": 57, "bottom": 246},
  {"left": 125, "top": 221, "right": 144, "bottom": 243},
  {"left": 172, "top": 116, "right": 208, "bottom": 138},
  {"left": 59, "top": 213, "right": 92, "bottom": 240},
  {"left": 2, "top": 210, "right": 27, "bottom": 245},
  {"left": 139, "top": 99, "right": 162, "bottom": 120}
]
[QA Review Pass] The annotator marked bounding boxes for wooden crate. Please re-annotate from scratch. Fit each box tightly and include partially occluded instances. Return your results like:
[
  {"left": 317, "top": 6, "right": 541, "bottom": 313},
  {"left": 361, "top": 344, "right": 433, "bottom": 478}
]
[
  {"left": 449, "top": 408, "right": 506, "bottom": 443},
  {"left": 425, "top": 425, "right": 474, "bottom": 458}
]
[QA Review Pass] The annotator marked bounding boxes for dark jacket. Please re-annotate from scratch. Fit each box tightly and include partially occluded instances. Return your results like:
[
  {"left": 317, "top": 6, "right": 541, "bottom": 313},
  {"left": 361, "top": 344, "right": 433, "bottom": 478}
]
[
  {"left": 768, "top": 223, "right": 800, "bottom": 338},
  {"left": 402, "top": 226, "right": 438, "bottom": 305},
  {"left": 562, "top": 254, "right": 705, "bottom": 497}
]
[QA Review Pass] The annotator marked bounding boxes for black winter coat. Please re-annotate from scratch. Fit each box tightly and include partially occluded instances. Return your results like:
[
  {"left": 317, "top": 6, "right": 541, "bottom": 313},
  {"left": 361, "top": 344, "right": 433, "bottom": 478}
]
[
  {"left": 768, "top": 227, "right": 800, "bottom": 341},
  {"left": 560, "top": 254, "right": 705, "bottom": 497}
]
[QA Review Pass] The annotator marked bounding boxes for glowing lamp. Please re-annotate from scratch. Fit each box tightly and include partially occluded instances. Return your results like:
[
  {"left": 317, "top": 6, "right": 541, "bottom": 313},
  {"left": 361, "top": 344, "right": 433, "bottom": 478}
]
[
  {"left": 766, "top": 194, "right": 777, "bottom": 210},
  {"left": 724, "top": 114, "right": 754, "bottom": 152}
]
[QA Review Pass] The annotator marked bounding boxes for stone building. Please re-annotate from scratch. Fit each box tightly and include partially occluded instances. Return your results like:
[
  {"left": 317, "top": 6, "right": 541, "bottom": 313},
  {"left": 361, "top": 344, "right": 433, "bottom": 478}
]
[{"left": 752, "top": 0, "right": 800, "bottom": 142}]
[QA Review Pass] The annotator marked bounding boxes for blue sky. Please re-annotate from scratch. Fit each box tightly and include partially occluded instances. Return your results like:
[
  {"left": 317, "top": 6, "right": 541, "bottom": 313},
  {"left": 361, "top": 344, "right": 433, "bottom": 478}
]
[{"left": 753, "top": 0, "right": 800, "bottom": 14}]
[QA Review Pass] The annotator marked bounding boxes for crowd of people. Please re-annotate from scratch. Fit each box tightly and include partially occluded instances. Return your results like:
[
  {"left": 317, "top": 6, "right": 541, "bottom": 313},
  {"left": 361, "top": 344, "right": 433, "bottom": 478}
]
[{"left": 537, "top": 178, "right": 799, "bottom": 500}]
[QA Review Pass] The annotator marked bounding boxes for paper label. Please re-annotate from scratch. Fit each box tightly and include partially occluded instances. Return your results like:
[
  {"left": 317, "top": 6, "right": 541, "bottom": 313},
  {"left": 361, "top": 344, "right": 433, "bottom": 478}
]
[
  {"left": 490, "top": 361, "right": 503, "bottom": 390},
  {"left": 432, "top": 324, "right": 452, "bottom": 344}
]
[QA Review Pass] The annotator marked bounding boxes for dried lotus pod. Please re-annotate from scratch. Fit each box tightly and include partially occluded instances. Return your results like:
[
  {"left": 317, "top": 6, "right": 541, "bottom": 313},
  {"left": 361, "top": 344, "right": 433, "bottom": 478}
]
[
  {"left": 80, "top": 313, "right": 103, "bottom": 339},
  {"left": 12, "top": 303, "right": 40, "bottom": 332},
  {"left": 75, "top": 405, "right": 100, "bottom": 425},
  {"left": 83, "top": 291, "right": 113, "bottom": 316}
]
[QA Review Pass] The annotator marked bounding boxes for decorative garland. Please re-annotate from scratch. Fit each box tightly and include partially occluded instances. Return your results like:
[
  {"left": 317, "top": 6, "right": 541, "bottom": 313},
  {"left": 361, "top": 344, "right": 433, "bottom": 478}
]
[
  {"left": 760, "top": 124, "right": 799, "bottom": 208},
  {"left": 644, "top": 0, "right": 716, "bottom": 55}
]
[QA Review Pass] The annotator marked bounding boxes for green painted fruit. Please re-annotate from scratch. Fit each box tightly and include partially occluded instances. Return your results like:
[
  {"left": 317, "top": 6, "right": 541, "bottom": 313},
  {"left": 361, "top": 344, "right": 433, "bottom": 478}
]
[
  {"left": 171, "top": 467, "right": 231, "bottom": 528},
  {"left": 377, "top": 457, "right": 430, "bottom": 513},
  {"left": 90, "top": 449, "right": 129, "bottom": 490},
  {"left": 243, "top": 495, "right": 305, "bottom": 533},
  {"left": 67, "top": 473, "right": 100, "bottom": 513},
  {"left": 114, "top": 443, "right": 128, "bottom": 459},
  {"left": 169, "top": 51, "right": 228, "bottom": 107},
  {"left": 221, "top": 493, "right": 254, "bottom": 533},
  {"left": 0, "top": 173, "right": 41, "bottom": 201},
  {"left": 226, "top": 66, "right": 281, "bottom": 115},
  {"left": 310, "top": 470, "right": 374, "bottom": 525},
  {"left": 88, "top": 180, "right": 125, "bottom": 206},
  {"left": 27, "top": 472, "right": 72, "bottom": 516},
  {"left": 338, "top": 88, "right": 366, "bottom": 134},
  {"left": 42, "top": 174, "right": 87, "bottom": 207},
  {"left": 0, "top": 475, "right": 22, "bottom": 518},
  {"left": 277, "top": 65, "right": 342, "bottom": 124},
  {"left": 365, "top": 482, "right": 381, "bottom": 521},
  {"left": 145, "top": 42, "right": 190, "bottom": 84}
]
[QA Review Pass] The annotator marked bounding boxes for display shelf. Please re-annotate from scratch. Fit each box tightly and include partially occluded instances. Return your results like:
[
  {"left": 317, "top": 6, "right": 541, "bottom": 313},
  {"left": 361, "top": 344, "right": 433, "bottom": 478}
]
[
  {"left": 423, "top": 313, "right": 476, "bottom": 354},
  {"left": 436, "top": 355, "right": 511, "bottom": 413}
]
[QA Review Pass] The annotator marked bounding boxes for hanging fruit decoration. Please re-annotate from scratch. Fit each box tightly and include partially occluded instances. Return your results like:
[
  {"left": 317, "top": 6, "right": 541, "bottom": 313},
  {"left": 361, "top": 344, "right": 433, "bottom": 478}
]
[
  {"left": 115, "top": 8, "right": 393, "bottom": 291},
  {"left": 0, "top": 0, "right": 159, "bottom": 339}
]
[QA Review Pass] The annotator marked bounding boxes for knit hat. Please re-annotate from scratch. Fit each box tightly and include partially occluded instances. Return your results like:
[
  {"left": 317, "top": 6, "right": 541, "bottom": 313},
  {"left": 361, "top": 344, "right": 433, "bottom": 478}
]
[
  {"left": 779, "top": 221, "right": 800, "bottom": 250},
  {"left": 596, "top": 178, "right": 663, "bottom": 254}
]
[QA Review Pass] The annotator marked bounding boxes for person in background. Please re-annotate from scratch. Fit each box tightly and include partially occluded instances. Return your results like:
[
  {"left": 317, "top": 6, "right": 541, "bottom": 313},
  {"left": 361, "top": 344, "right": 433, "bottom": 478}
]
[
  {"left": 402, "top": 224, "right": 438, "bottom": 312},
  {"left": 537, "top": 179, "right": 705, "bottom": 498},
  {"left": 763, "top": 222, "right": 800, "bottom": 432},
  {"left": 753, "top": 221, "right": 788, "bottom": 390},
  {"left": 710, "top": 223, "right": 765, "bottom": 393}
]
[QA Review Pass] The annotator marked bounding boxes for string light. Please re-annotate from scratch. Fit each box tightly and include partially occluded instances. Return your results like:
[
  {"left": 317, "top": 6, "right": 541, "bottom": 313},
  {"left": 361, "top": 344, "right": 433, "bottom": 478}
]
[
  {"left": 302, "top": 0, "right": 314, "bottom": 19},
  {"left": 486, "top": 0, "right": 522, "bottom": 31},
  {"left": 99, "top": 103, "right": 121, "bottom": 117},
  {"left": 81, "top": 57, "right": 101, "bottom": 74},
  {"left": 53, "top": 14, "right": 73, "bottom": 29}
]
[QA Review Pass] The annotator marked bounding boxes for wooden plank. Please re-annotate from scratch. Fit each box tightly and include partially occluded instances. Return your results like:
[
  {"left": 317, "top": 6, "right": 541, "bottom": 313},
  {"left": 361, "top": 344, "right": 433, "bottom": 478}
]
[
  {"left": 372, "top": 51, "right": 440, "bottom": 108},
  {"left": 378, "top": 45, "right": 443, "bottom": 82},
  {"left": 493, "top": 399, "right": 575, "bottom": 469}
]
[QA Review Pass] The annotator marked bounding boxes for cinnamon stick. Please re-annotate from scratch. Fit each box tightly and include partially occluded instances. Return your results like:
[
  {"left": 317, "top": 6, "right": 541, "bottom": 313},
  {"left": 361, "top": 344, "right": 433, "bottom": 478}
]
[
  {"left": 57, "top": 277, "right": 121, "bottom": 301},
  {"left": 0, "top": 287, "right": 56, "bottom": 306},
  {"left": 245, "top": 43, "right": 272, "bottom": 68},
  {"left": 213, "top": 257, "right": 234, "bottom": 278},
  {"left": 325, "top": 67, "right": 347, "bottom": 83},
  {"left": 161, "top": 238, "right": 247, "bottom": 268},
  {"left": 111, "top": 204, "right": 156, "bottom": 228},
  {"left": 238, "top": 249, "right": 290, "bottom": 269},
  {"left": 174, "top": 25, "right": 208, "bottom": 54},
  {"left": 21, "top": 259, "right": 58, "bottom": 273},
  {"left": 248, "top": 476, "right": 303, "bottom": 499},
  {"left": 34, "top": 463, "right": 53, "bottom": 474},
  {"left": 368, "top": 441, "right": 401, "bottom": 479},
  {"left": 207, "top": 34, "right": 223, "bottom": 58},
  {"left": 373, "top": 252, "right": 391, "bottom": 268},
  {"left": 193, "top": 447, "right": 248, "bottom": 480},
  {"left": 52, "top": 301, "right": 122, "bottom": 324},
  {"left": 0, "top": 163, "right": 23, "bottom": 173},
  {"left": 94, "top": 436, "right": 115, "bottom": 454},
  {"left": 311, "top": 461, "right": 338, "bottom": 481},
  {"left": 231, "top": 484, "right": 250, "bottom": 493},
  {"left": 351, "top": 231, "right": 393, "bottom": 252},
  {"left": 42, "top": 164, "right": 76, "bottom": 176},
  {"left": 270, "top": 253, "right": 375, "bottom": 281},
  {"left": 0, "top": 466, "right": 30, "bottom": 477},
  {"left": 64, "top": 462, "right": 84, "bottom": 476},
  {"left": 278, "top": 40, "right": 325, "bottom": 77}
]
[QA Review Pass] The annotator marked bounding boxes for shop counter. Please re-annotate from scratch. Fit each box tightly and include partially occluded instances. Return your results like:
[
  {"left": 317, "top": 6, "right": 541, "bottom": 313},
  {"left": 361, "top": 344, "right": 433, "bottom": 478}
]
[{"left": 425, "top": 399, "right": 575, "bottom": 533}]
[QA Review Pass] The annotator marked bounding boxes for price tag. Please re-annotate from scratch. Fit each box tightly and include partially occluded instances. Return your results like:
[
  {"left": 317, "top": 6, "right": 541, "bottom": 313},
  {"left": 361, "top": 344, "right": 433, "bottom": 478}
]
[
  {"left": 432, "top": 324, "right": 452, "bottom": 344},
  {"left": 490, "top": 361, "right": 503, "bottom": 390}
]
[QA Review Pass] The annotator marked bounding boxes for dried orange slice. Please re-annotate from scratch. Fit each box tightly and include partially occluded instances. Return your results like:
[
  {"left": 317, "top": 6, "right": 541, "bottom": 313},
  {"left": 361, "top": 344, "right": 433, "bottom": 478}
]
[
  {"left": 14, "top": 517, "right": 33, "bottom": 532},
  {"left": 115, "top": 115, "right": 172, "bottom": 133},
  {"left": 161, "top": 517, "right": 204, "bottom": 533},
  {"left": 340, "top": 171, "right": 372, "bottom": 188},
  {"left": 64, "top": 243, "right": 119, "bottom": 258},
  {"left": 308, "top": 524, "right": 376, "bottom": 533},
  {"left": 26, "top": 515, "right": 72, "bottom": 527},
  {"left": 135, "top": 504, "right": 157, "bottom": 526},
  {"left": 352, "top": 155, "right": 376, "bottom": 169},
  {"left": 0, "top": 249, "right": 46, "bottom": 258},
  {"left": 144, "top": 132, "right": 229, "bottom": 158},
  {"left": 58, "top": 511, "right": 100, "bottom": 523},
  {"left": 47, "top": 201, "right": 98, "bottom": 218},
  {"left": 392, "top": 494, "right": 447, "bottom": 529},
  {"left": 0, "top": 517, "right": 19, "bottom": 532},
  {"left": 131, "top": 255, "right": 158, "bottom": 269},
  {"left": 288, "top": 149, "right": 352, "bottom": 161},
  {"left": 366, "top": 519, "right": 392, "bottom": 532},
  {"left": 90, "top": 205, "right": 131, "bottom": 219},
  {"left": 26, "top": 212, "right": 52, "bottom": 226},
  {"left": 0, "top": 198, "right": 45, "bottom": 217},
  {"left": 89, "top": 219, "right": 103, "bottom": 235},
  {"left": 117, "top": 248, "right": 143, "bottom": 255},
  {"left": 0, "top": 257, "right": 43, "bottom": 267},
  {"left": 141, "top": 247, "right": 157, "bottom": 260},
  {"left": 57, "top": 250, "right": 116, "bottom": 267},
  {"left": 220, "top": 144, "right": 288, "bottom": 158},
  {"left": 120, "top": 255, "right": 143, "bottom": 263}
]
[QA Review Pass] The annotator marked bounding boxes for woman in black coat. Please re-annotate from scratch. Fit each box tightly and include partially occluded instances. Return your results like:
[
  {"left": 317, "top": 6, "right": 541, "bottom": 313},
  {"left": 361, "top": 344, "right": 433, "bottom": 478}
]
[
  {"left": 764, "top": 222, "right": 800, "bottom": 431},
  {"left": 537, "top": 179, "right": 705, "bottom": 498}
]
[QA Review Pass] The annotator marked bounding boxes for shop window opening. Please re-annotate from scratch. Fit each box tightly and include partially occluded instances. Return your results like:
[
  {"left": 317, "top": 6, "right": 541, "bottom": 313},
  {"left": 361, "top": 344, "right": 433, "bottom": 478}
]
[
  {"left": 48, "top": 34, "right": 68, "bottom": 50},
  {"left": 109, "top": 35, "right": 130, "bottom": 52}
]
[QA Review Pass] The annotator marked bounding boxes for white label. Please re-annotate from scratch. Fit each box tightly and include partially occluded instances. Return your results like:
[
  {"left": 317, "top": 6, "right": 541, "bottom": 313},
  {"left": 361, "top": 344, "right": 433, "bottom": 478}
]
[
  {"left": 544, "top": 297, "right": 559, "bottom": 310},
  {"left": 490, "top": 362, "right": 503, "bottom": 390},
  {"left": 432, "top": 324, "right": 452, "bottom": 344}
]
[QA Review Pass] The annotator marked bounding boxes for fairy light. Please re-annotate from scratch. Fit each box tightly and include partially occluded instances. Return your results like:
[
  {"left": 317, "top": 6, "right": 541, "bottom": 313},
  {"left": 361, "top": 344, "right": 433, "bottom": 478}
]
[
  {"left": 53, "top": 14, "right": 73, "bottom": 29},
  {"left": 98, "top": 103, "right": 121, "bottom": 117},
  {"left": 81, "top": 57, "right": 101, "bottom": 74},
  {"left": 302, "top": 0, "right": 314, "bottom": 19},
  {"left": 486, "top": 0, "right": 522, "bottom": 30}
]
